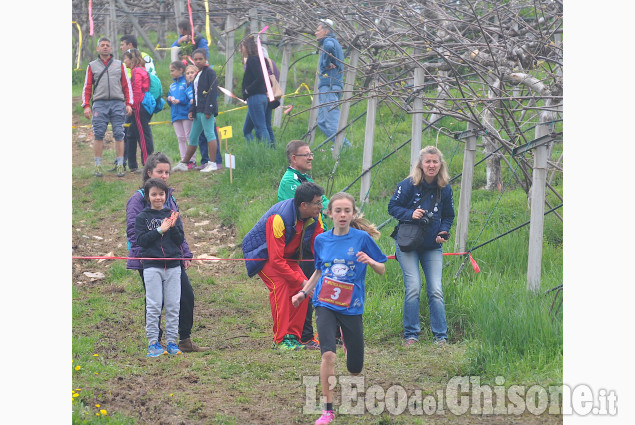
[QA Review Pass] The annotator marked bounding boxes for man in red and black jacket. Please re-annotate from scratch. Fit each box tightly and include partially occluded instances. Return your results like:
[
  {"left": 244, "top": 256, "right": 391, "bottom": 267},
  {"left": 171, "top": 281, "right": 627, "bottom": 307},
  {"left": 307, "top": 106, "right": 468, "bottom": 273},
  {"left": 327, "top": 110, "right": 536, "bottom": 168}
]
[
  {"left": 82, "top": 37, "right": 133, "bottom": 177},
  {"left": 242, "top": 182, "right": 325, "bottom": 351}
]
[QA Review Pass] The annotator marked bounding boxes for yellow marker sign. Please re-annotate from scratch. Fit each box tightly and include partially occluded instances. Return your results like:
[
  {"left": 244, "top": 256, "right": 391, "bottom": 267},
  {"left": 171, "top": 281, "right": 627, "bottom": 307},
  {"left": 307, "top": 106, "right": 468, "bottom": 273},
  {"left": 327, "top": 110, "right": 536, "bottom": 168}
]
[{"left": 219, "top": 126, "right": 232, "bottom": 139}]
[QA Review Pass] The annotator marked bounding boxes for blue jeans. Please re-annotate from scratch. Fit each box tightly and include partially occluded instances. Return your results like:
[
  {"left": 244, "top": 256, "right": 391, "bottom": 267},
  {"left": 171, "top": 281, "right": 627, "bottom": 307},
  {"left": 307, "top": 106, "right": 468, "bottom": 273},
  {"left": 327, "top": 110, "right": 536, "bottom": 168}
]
[
  {"left": 394, "top": 242, "right": 447, "bottom": 341},
  {"left": 243, "top": 94, "right": 272, "bottom": 146},
  {"left": 197, "top": 128, "right": 222, "bottom": 164},
  {"left": 317, "top": 85, "right": 350, "bottom": 146}
]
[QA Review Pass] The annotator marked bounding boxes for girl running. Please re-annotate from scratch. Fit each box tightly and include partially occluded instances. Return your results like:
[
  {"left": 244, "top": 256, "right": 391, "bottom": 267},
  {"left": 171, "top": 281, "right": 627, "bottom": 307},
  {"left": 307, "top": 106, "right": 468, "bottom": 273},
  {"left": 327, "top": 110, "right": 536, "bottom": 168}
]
[{"left": 292, "top": 192, "right": 387, "bottom": 425}]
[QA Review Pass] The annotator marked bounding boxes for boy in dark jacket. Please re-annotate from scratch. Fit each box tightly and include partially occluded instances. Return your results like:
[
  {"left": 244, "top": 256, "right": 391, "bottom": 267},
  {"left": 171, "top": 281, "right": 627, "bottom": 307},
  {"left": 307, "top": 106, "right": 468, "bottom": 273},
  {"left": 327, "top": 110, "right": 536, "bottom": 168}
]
[
  {"left": 134, "top": 178, "right": 186, "bottom": 357},
  {"left": 172, "top": 48, "right": 220, "bottom": 173}
]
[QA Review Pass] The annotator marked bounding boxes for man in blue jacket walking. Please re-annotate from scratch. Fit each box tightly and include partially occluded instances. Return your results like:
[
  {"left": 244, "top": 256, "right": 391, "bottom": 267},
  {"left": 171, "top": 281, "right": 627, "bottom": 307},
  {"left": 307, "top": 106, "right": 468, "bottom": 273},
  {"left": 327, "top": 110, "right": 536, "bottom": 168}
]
[{"left": 315, "top": 19, "right": 350, "bottom": 148}]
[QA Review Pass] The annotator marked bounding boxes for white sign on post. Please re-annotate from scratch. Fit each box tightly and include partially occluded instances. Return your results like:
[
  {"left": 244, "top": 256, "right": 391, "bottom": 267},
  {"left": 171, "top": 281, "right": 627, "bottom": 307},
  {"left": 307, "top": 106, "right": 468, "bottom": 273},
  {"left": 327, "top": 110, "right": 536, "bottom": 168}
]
[{"left": 224, "top": 153, "right": 236, "bottom": 169}]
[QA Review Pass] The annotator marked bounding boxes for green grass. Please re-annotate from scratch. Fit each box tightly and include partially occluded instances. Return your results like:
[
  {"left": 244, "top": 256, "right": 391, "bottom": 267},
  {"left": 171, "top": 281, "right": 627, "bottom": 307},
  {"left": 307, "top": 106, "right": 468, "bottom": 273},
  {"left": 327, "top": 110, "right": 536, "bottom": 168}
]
[{"left": 72, "top": 30, "right": 562, "bottom": 423}]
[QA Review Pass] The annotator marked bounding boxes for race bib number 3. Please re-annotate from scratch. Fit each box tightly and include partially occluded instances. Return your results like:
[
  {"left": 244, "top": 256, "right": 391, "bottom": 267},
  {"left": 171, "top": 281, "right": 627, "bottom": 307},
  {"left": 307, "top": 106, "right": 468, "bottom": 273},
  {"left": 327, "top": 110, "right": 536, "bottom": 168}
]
[{"left": 317, "top": 277, "right": 354, "bottom": 308}]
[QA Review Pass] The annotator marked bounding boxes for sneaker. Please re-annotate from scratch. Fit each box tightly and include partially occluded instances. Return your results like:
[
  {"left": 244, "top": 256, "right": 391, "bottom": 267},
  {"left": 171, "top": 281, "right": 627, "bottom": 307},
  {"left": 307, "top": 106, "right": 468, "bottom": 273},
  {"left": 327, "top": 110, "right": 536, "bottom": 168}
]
[
  {"left": 178, "top": 338, "right": 210, "bottom": 352},
  {"left": 172, "top": 162, "right": 189, "bottom": 172},
  {"left": 147, "top": 341, "right": 167, "bottom": 357},
  {"left": 404, "top": 338, "right": 418, "bottom": 348},
  {"left": 200, "top": 162, "right": 218, "bottom": 173},
  {"left": 301, "top": 337, "right": 320, "bottom": 350},
  {"left": 116, "top": 164, "right": 125, "bottom": 177},
  {"left": 187, "top": 160, "right": 196, "bottom": 170},
  {"left": 434, "top": 338, "right": 447, "bottom": 347},
  {"left": 315, "top": 410, "right": 335, "bottom": 425},
  {"left": 285, "top": 334, "right": 306, "bottom": 350},
  {"left": 194, "top": 162, "right": 209, "bottom": 170},
  {"left": 272, "top": 338, "right": 298, "bottom": 351},
  {"left": 94, "top": 165, "right": 103, "bottom": 177},
  {"left": 166, "top": 341, "right": 182, "bottom": 355}
]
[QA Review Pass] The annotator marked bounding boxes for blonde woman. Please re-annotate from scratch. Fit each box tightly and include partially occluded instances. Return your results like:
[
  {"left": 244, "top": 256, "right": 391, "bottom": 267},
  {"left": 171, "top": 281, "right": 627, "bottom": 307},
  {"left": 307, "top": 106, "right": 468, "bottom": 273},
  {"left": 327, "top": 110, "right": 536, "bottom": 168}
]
[{"left": 388, "top": 146, "right": 455, "bottom": 347}]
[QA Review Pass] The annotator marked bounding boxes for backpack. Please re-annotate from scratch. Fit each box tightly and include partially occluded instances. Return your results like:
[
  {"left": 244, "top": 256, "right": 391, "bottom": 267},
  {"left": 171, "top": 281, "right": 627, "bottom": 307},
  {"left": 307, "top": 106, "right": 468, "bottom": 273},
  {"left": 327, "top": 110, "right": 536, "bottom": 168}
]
[
  {"left": 141, "top": 71, "right": 165, "bottom": 115},
  {"left": 148, "top": 73, "right": 166, "bottom": 113}
]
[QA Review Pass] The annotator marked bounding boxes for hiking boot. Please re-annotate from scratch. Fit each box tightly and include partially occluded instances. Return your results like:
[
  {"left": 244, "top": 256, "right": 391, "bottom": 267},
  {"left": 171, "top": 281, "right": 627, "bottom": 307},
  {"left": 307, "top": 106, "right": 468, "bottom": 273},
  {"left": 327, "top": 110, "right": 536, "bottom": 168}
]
[
  {"left": 284, "top": 334, "right": 306, "bottom": 350},
  {"left": 116, "top": 164, "right": 125, "bottom": 177},
  {"left": 301, "top": 337, "right": 320, "bottom": 350},
  {"left": 147, "top": 341, "right": 167, "bottom": 358},
  {"left": 166, "top": 341, "right": 182, "bottom": 355},
  {"left": 200, "top": 162, "right": 218, "bottom": 173},
  {"left": 172, "top": 162, "right": 189, "bottom": 172},
  {"left": 94, "top": 165, "right": 104, "bottom": 177},
  {"left": 315, "top": 410, "right": 335, "bottom": 425},
  {"left": 178, "top": 338, "right": 210, "bottom": 352}
]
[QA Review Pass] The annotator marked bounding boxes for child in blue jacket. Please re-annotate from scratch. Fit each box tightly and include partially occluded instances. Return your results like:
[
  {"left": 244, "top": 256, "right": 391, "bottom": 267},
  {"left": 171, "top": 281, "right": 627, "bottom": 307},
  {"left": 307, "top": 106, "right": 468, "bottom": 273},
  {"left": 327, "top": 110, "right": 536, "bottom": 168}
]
[{"left": 167, "top": 61, "right": 193, "bottom": 165}]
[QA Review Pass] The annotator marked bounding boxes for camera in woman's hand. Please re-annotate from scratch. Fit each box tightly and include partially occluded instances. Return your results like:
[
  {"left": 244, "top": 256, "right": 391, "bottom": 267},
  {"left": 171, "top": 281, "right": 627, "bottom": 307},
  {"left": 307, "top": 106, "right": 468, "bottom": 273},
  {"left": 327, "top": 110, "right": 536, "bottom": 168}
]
[{"left": 420, "top": 210, "right": 434, "bottom": 226}]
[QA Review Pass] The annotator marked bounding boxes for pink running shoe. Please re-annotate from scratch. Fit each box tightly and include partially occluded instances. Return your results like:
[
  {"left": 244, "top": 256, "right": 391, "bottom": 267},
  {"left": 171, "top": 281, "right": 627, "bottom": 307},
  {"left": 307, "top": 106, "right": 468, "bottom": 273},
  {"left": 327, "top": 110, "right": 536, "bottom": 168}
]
[{"left": 315, "top": 410, "right": 335, "bottom": 425}]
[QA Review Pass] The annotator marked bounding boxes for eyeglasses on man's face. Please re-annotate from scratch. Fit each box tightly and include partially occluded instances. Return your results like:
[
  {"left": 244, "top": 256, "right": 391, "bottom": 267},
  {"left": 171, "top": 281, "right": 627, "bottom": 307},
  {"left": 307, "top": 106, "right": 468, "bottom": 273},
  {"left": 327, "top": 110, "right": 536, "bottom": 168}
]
[
  {"left": 306, "top": 200, "right": 323, "bottom": 207},
  {"left": 294, "top": 152, "right": 314, "bottom": 158}
]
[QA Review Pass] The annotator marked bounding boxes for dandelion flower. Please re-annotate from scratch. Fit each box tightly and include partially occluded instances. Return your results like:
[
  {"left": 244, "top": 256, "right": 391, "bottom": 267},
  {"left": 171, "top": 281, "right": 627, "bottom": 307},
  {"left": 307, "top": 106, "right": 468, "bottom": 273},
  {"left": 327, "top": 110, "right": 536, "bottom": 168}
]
[
  {"left": 75, "top": 365, "right": 81, "bottom": 371},
  {"left": 93, "top": 354, "right": 99, "bottom": 357},
  {"left": 72, "top": 393, "right": 79, "bottom": 398},
  {"left": 100, "top": 410, "right": 107, "bottom": 415},
  {"left": 95, "top": 404, "right": 100, "bottom": 408},
  {"left": 170, "top": 393, "right": 174, "bottom": 397}
]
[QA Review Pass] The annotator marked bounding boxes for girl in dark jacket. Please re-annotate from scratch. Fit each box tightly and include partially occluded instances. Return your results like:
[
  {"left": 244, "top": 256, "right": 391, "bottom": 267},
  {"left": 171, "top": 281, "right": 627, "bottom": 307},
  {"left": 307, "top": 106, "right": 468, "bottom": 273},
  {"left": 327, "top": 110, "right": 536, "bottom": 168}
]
[
  {"left": 171, "top": 48, "right": 220, "bottom": 173},
  {"left": 126, "top": 152, "right": 209, "bottom": 352},
  {"left": 388, "top": 146, "right": 455, "bottom": 346}
]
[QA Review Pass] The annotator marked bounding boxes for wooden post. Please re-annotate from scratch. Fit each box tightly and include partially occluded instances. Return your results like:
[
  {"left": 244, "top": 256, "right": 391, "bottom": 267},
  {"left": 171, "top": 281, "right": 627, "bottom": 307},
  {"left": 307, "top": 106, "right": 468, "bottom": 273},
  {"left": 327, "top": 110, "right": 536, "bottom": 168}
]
[
  {"left": 410, "top": 48, "right": 424, "bottom": 169},
  {"left": 174, "top": 0, "right": 184, "bottom": 29},
  {"left": 157, "top": 0, "right": 167, "bottom": 60},
  {"left": 527, "top": 124, "right": 552, "bottom": 291},
  {"left": 109, "top": 0, "right": 118, "bottom": 57},
  {"left": 454, "top": 122, "right": 478, "bottom": 254},
  {"left": 116, "top": 0, "right": 158, "bottom": 58},
  {"left": 359, "top": 79, "right": 377, "bottom": 207},
  {"left": 249, "top": 8, "right": 258, "bottom": 36},
  {"left": 229, "top": 149, "right": 233, "bottom": 184},
  {"left": 274, "top": 42, "right": 293, "bottom": 127},
  {"left": 307, "top": 70, "right": 320, "bottom": 145},
  {"left": 332, "top": 49, "right": 359, "bottom": 159},
  {"left": 224, "top": 12, "right": 235, "bottom": 105}
]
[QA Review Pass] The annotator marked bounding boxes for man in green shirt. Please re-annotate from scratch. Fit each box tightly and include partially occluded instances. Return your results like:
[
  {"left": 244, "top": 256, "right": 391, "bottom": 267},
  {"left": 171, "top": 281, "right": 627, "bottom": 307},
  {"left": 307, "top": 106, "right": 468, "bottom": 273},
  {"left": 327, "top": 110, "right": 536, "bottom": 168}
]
[
  {"left": 277, "top": 140, "right": 329, "bottom": 350},
  {"left": 278, "top": 140, "right": 329, "bottom": 209}
]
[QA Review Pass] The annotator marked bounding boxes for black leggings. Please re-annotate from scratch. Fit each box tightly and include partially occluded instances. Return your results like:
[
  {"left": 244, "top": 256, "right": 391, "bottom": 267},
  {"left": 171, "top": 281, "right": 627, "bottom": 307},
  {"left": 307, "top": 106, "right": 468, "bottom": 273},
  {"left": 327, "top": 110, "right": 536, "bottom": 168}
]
[
  {"left": 315, "top": 306, "right": 364, "bottom": 374},
  {"left": 300, "top": 259, "right": 315, "bottom": 342},
  {"left": 138, "top": 265, "right": 194, "bottom": 340},
  {"left": 126, "top": 107, "right": 154, "bottom": 169}
]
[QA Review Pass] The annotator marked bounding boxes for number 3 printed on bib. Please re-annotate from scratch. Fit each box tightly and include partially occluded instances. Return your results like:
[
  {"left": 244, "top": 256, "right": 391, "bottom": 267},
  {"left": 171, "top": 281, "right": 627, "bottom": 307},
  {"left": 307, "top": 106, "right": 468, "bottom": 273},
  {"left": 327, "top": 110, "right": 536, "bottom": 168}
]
[{"left": 318, "top": 277, "right": 354, "bottom": 308}]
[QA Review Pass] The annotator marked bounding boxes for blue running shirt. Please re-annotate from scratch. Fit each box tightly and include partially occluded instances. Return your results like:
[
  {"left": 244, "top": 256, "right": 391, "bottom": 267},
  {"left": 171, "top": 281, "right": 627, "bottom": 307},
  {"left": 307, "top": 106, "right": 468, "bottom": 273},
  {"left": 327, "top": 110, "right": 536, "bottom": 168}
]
[{"left": 312, "top": 228, "right": 387, "bottom": 315}]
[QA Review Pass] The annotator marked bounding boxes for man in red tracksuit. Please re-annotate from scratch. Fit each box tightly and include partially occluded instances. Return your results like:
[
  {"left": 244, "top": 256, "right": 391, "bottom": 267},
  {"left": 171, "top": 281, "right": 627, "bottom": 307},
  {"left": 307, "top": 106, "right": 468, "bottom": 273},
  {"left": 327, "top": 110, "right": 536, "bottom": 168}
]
[{"left": 242, "top": 182, "right": 325, "bottom": 350}]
